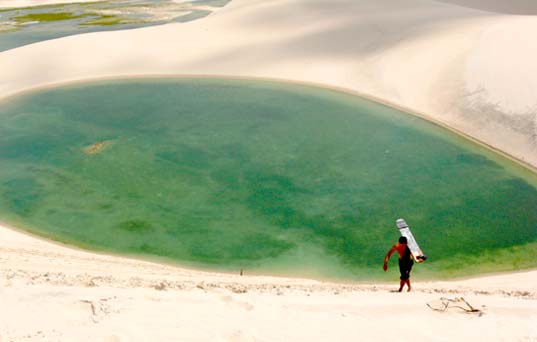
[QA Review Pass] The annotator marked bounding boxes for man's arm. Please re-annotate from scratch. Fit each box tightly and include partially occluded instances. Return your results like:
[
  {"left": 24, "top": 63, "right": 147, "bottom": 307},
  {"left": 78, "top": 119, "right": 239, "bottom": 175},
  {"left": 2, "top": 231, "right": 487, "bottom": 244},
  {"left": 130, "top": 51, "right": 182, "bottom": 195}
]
[{"left": 383, "top": 244, "right": 398, "bottom": 271}]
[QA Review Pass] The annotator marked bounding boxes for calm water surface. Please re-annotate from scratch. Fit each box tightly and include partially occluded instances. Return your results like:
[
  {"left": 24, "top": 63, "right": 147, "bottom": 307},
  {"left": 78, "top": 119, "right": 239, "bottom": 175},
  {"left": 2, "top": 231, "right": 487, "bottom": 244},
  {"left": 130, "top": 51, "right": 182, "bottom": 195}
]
[{"left": 1, "top": 78, "right": 536, "bottom": 280}]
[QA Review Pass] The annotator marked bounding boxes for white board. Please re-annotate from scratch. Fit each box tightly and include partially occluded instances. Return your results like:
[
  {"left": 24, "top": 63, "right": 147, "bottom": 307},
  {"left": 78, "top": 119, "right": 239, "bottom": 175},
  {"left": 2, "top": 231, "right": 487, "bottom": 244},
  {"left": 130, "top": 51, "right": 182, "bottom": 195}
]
[{"left": 396, "top": 218, "right": 426, "bottom": 262}]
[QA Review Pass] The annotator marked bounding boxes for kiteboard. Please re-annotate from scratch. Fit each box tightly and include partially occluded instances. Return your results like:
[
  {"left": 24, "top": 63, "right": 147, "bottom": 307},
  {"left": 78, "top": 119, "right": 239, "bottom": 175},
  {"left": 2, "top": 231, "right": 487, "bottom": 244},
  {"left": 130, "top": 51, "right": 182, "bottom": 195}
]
[{"left": 396, "top": 218, "right": 427, "bottom": 263}]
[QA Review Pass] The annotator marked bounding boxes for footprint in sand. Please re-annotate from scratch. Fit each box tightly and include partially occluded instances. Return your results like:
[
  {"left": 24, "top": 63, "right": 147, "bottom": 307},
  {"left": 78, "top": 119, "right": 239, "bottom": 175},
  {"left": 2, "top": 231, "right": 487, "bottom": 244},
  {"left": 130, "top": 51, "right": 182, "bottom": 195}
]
[{"left": 220, "top": 295, "right": 254, "bottom": 311}]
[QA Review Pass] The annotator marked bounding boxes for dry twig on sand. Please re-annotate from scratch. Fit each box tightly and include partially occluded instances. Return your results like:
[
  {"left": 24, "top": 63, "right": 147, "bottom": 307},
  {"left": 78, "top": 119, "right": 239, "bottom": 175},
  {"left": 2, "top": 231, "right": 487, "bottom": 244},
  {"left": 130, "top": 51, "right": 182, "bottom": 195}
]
[{"left": 427, "top": 297, "right": 484, "bottom": 316}]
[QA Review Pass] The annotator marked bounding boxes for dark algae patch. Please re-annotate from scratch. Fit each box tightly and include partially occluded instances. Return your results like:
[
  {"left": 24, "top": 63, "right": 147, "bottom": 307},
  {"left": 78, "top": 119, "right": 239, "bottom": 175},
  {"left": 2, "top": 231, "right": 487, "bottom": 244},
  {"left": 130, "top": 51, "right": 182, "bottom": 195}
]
[
  {"left": 1, "top": 78, "right": 537, "bottom": 280},
  {"left": 117, "top": 219, "right": 153, "bottom": 232},
  {"left": 79, "top": 15, "right": 141, "bottom": 27},
  {"left": 2, "top": 178, "right": 44, "bottom": 217},
  {"left": 13, "top": 12, "right": 87, "bottom": 23}
]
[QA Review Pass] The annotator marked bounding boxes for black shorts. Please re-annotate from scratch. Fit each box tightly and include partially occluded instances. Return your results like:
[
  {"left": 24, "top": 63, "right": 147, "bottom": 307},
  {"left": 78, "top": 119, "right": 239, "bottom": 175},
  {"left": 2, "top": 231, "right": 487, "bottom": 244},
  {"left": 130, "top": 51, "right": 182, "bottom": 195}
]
[{"left": 399, "top": 259, "right": 413, "bottom": 280}]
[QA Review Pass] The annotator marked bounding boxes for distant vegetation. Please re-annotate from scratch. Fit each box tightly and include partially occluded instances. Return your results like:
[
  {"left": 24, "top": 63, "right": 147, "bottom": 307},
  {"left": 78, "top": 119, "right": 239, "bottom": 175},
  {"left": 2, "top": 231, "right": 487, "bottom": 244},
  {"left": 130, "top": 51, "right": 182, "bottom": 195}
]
[{"left": 0, "top": 0, "right": 230, "bottom": 50}]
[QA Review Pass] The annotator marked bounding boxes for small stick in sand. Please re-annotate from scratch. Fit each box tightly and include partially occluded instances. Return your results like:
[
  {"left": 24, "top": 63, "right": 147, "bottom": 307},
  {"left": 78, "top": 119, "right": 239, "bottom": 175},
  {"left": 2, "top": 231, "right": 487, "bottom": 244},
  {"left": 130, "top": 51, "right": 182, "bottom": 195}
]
[{"left": 426, "top": 297, "right": 483, "bottom": 315}]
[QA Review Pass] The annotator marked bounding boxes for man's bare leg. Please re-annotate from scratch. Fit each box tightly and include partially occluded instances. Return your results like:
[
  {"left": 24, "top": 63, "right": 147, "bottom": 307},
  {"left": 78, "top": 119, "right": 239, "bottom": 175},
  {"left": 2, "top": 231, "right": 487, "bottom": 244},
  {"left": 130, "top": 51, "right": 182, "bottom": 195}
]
[{"left": 398, "top": 280, "right": 405, "bottom": 292}]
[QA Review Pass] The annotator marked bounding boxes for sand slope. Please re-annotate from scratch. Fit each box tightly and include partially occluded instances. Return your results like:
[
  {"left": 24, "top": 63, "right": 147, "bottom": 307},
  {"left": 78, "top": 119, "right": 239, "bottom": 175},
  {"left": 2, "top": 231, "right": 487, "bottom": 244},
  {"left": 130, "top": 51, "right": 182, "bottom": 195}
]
[
  {"left": 437, "top": 0, "right": 537, "bottom": 14},
  {"left": 1, "top": 224, "right": 536, "bottom": 341},
  {"left": 0, "top": 0, "right": 536, "bottom": 169}
]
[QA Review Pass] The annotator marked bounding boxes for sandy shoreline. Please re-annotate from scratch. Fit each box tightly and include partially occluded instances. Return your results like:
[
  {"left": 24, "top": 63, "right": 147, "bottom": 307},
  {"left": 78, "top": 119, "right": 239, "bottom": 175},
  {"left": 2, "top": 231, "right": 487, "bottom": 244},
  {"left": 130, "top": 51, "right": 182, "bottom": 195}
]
[
  {"left": 2, "top": 220, "right": 537, "bottom": 292},
  {"left": 1, "top": 223, "right": 536, "bottom": 341},
  {"left": 3, "top": 73, "right": 536, "bottom": 177}
]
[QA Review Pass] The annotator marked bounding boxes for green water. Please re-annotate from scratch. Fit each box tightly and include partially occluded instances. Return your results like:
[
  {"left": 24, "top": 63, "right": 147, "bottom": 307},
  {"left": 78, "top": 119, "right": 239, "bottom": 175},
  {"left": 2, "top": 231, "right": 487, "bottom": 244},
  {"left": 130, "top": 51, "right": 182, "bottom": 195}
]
[{"left": 0, "top": 78, "right": 536, "bottom": 280}]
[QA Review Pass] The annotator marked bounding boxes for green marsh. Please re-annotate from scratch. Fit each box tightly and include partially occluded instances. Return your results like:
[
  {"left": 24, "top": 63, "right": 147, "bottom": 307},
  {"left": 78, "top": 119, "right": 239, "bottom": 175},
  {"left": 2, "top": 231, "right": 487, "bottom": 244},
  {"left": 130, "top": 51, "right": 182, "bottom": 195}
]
[
  {"left": 12, "top": 12, "right": 86, "bottom": 23},
  {"left": 0, "top": 78, "right": 536, "bottom": 280}
]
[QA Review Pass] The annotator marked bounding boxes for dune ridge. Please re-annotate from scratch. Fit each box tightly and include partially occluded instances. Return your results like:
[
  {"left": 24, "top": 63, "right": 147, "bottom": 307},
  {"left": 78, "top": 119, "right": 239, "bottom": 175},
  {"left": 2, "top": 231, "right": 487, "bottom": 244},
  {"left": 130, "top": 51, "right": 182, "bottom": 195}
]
[{"left": 436, "top": 0, "right": 537, "bottom": 15}]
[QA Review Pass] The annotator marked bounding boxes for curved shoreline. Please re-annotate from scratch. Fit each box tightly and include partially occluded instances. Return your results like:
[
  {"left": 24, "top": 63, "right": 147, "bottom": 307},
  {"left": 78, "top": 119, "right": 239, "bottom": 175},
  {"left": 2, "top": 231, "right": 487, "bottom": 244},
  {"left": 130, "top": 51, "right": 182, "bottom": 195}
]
[
  {"left": 1, "top": 220, "right": 536, "bottom": 291},
  {"left": 2, "top": 214, "right": 536, "bottom": 340},
  {"left": 1, "top": 75, "right": 537, "bottom": 283},
  {"left": 2, "top": 73, "right": 537, "bottom": 176}
]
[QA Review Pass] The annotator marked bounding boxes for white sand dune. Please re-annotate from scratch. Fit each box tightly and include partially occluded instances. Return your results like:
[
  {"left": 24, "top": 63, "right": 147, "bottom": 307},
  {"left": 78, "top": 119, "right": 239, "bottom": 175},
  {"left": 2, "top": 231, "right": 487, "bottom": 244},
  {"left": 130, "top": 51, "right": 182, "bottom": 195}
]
[
  {"left": 0, "top": 0, "right": 537, "bottom": 169},
  {"left": 1, "top": 0, "right": 537, "bottom": 340},
  {"left": 1, "top": 224, "right": 536, "bottom": 341}
]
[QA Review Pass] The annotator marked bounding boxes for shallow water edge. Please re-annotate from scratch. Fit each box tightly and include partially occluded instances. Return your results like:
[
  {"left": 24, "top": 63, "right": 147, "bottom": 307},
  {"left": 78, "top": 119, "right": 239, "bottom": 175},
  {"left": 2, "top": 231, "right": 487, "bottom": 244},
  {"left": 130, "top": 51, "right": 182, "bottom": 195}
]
[{"left": 1, "top": 75, "right": 536, "bottom": 281}]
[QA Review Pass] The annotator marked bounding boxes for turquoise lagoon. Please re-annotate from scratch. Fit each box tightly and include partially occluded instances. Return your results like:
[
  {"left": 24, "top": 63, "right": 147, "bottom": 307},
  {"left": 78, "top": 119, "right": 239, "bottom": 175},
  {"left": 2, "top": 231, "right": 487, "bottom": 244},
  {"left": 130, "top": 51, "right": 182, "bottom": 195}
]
[{"left": 0, "top": 78, "right": 536, "bottom": 280}]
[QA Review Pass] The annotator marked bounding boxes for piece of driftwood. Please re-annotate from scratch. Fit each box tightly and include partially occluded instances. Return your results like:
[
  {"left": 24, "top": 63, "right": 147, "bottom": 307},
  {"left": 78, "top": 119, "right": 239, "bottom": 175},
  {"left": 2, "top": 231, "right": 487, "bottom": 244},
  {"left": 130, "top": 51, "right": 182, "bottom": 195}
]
[{"left": 427, "top": 297, "right": 483, "bottom": 315}]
